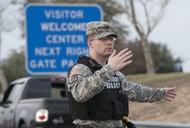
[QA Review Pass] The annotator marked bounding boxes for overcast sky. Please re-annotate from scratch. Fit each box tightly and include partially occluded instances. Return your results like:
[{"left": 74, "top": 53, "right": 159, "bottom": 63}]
[
  {"left": 149, "top": 0, "right": 190, "bottom": 73},
  {"left": 1, "top": 0, "right": 190, "bottom": 73}
]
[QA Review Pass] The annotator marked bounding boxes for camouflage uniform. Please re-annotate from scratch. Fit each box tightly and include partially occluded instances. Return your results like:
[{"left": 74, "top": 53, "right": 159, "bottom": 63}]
[
  {"left": 67, "top": 63, "right": 165, "bottom": 128},
  {"left": 67, "top": 21, "right": 166, "bottom": 128}
]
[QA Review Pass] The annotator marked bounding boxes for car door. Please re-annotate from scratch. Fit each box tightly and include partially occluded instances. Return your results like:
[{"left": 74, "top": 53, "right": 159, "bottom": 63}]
[
  {"left": 0, "top": 84, "right": 14, "bottom": 128},
  {"left": 0, "top": 95, "right": 6, "bottom": 127},
  {"left": 0, "top": 84, "right": 24, "bottom": 128}
]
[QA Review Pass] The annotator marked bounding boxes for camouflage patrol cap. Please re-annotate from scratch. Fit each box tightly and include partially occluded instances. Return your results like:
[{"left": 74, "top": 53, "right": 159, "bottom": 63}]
[{"left": 86, "top": 21, "right": 118, "bottom": 39}]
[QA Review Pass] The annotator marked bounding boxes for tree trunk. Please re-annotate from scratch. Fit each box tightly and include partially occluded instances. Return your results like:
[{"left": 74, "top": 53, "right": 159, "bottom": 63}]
[
  {"left": 0, "top": 68, "right": 8, "bottom": 92},
  {"left": 141, "top": 37, "right": 155, "bottom": 74}
]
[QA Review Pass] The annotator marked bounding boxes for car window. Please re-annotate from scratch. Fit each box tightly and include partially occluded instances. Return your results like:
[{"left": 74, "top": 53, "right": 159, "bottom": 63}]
[
  {"left": 6, "top": 83, "right": 24, "bottom": 103},
  {"left": 25, "top": 79, "right": 66, "bottom": 99}
]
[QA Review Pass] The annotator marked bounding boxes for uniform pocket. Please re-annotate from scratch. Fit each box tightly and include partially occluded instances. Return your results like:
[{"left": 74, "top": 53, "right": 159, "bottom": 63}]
[
  {"left": 118, "top": 93, "right": 129, "bottom": 116},
  {"left": 111, "top": 100, "right": 125, "bottom": 119},
  {"left": 89, "top": 100, "right": 112, "bottom": 120}
]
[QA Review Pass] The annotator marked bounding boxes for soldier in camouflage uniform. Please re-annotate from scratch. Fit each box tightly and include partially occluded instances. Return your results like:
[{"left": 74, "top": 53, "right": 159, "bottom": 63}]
[{"left": 67, "top": 21, "right": 176, "bottom": 128}]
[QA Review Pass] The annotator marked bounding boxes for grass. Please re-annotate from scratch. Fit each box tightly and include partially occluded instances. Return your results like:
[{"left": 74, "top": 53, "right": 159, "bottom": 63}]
[
  {"left": 127, "top": 72, "right": 190, "bottom": 87},
  {"left": 127, "top": 72, "right": 190, "bottom": 123}
]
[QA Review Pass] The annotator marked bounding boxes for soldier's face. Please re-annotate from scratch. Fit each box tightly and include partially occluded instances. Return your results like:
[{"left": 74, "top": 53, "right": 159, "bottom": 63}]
[{"left": 89, "top": 36, "right": 116, "bottom": 57}]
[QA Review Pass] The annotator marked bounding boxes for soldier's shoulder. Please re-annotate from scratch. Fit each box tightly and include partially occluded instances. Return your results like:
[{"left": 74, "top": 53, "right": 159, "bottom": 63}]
[
  {"left": 70, "top": 64, "right": 92, "bottom": 76},
  {"left": 72, "top": 63, "right": 90, "bottom": 71}
]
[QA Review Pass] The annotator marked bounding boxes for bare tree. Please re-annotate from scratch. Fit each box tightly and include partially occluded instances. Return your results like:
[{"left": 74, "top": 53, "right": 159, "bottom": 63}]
[
  {"left": 123, "top": 0, "right": 170, "bottom": 74},
  {"left": 0, "top": 0, "right": 11, "bottom": 92},
  {"left": 0, "top": 0, "right": 24, "bottom": 92}
]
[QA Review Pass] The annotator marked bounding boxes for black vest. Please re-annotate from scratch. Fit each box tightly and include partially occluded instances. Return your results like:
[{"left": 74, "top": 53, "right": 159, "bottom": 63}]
[{"left": 68, "top": 56, "right": 129, "bottom": 120}]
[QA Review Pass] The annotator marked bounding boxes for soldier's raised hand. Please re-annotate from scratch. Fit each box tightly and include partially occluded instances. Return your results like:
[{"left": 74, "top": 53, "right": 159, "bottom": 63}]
[{"left": 108, "top": 48, "right": 133, "bottom": 72}]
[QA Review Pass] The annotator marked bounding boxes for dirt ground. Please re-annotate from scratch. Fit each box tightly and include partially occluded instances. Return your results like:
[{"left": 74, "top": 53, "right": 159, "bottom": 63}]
[{"left": 127, "top": 73, "right": 190, "bottom": 123}]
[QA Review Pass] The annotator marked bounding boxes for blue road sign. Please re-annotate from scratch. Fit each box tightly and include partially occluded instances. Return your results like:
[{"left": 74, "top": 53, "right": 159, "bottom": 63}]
[{"left": 25, "top": 4, "right": 103, "bottom": 74}]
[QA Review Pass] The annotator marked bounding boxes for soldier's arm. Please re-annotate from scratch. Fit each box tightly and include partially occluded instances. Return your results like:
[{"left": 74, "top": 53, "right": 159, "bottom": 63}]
[
  {"left": 67, "top": 64, "right": 114, "bottom": 102},
  {"left": 118, "top": 72, "right": 165, "bottom": 102}
]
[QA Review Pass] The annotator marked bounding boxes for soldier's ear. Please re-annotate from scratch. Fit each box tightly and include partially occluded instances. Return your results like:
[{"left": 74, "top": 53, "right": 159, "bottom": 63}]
[
  {"left": 89, "top": 41, "right": 93, "bottom": 48},
  {"left": 87, "top": 39, "right": 94, "bottom": 48},
  {"left": 87, "top": 36, "right": 94, "bottom": 48}
]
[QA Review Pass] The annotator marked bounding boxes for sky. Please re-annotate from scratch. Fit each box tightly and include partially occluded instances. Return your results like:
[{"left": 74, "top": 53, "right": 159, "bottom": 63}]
[
  {"left": 1, "top": 0, "right": 190, "bottom": 73},
  {"left": 149, "top": 0, "right": 190, "bottom": 73}
]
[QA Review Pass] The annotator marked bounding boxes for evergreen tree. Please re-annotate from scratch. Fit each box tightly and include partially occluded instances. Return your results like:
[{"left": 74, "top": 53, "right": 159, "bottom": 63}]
[{"left": 2, "top": 48, "right": 26, "bottom": 83}]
